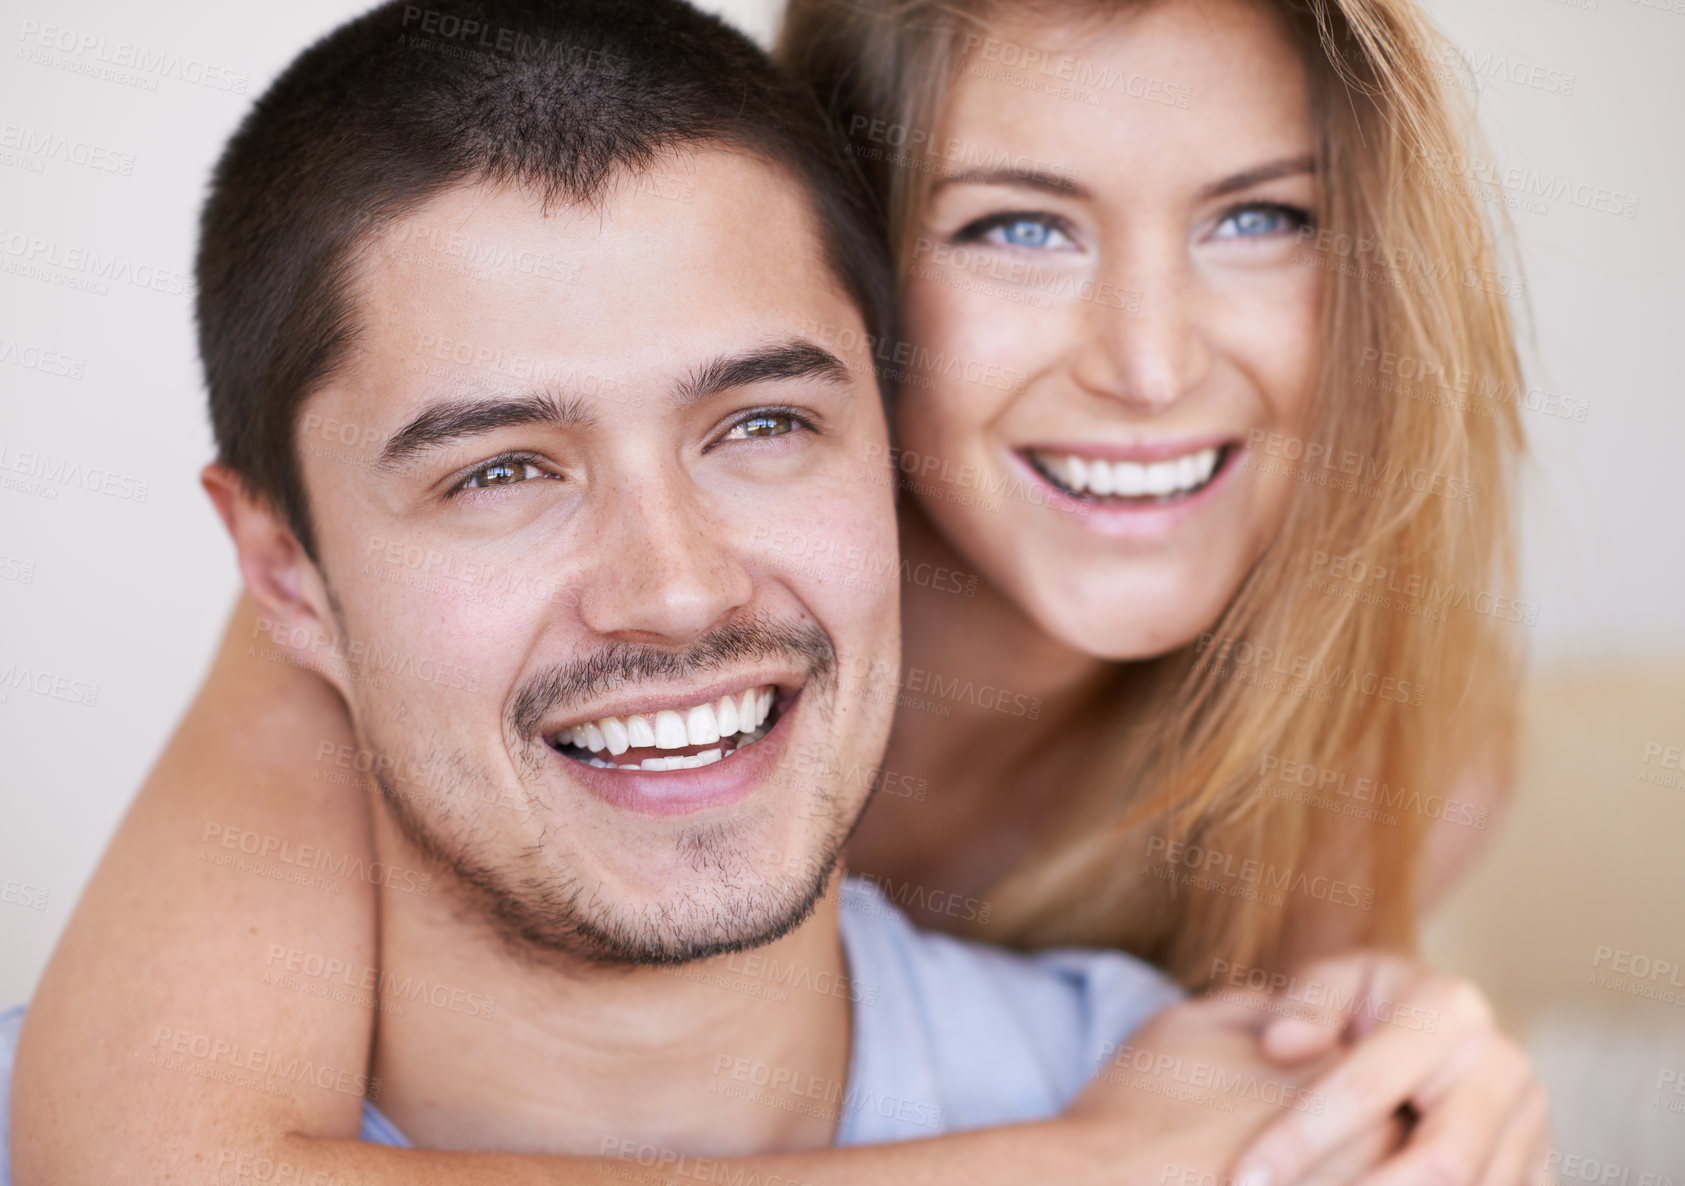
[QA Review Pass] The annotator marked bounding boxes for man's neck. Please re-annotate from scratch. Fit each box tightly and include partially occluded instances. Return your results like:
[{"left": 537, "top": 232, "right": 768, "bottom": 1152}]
[{"left": 367, "top": 808, "right": 854, "bottom": 1155}]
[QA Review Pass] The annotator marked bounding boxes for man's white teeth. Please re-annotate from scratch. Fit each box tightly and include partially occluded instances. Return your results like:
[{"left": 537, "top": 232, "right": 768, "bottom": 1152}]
[
  {"left": 636, "top": 749, "right": 724, "bottom": 771},
  {"left": 579, "top": 747, "right": 727, "bottom": 771},
  {"left": 564, "top": 685, "right": 777, "bottom": 763},
  {"left": 685, "top": 704, "right": 720, "bottom": 746},
  {"left": 626, "top": 714, "right": 656, "bottom": 749},
  {"left": 654, "top": 710, "right": 688, "bottom": 750},
  {"left": 600, "top": 716, "right": 630, "bottom": 756},
  {"left": 716, "top": 693, "right": 739, "bottom": 736},
  {"left": 1052, "top": 447, "right": 1219, "bottom": 499}
]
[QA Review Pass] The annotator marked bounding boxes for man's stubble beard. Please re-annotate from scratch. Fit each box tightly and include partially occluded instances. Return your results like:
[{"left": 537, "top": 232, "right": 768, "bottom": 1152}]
[
  {"left": 342, "top": 614, "right": 874, "bottom": 968},
  {"left": 370, "top": 748, "right": 861, "bottom": 968}
]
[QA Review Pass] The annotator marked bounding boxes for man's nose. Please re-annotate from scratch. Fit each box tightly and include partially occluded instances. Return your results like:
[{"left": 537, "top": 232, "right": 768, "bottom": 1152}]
[
  {"left": 1068, "top": 246, "right": 1213, "bottom": 414},
  {"left": 575, "top": 473, "right": 754, "bottom": 647}
]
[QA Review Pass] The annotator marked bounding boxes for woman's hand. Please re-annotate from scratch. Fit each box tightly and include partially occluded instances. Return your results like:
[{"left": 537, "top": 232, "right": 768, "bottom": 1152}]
[
  {"left": 1227, "top": 953, "right": 1551, "bottom": 1186},
  {"left": 1070, "top": 989, "right": 1404, "bottom": 1184}
]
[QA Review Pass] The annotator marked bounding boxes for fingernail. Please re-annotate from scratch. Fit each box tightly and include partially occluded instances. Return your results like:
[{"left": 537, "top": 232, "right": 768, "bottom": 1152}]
[{"left": 1234, "top": 1170, "right": 1273, "bottom": 1186}]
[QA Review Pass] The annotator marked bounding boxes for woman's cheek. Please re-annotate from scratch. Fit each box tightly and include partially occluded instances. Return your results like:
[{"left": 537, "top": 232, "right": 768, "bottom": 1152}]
[
  {"left": 897, "top": 277, "right": 978, "bottom": 453},
  {"left": 1252, "top": 270, "right": 1323, "bottom": 435},
  {"left": 896, "top": 273, "right": 1051, "bottom": 450}
]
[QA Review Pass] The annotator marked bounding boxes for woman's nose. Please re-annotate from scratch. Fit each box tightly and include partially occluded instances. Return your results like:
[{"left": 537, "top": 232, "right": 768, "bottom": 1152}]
[{"left": 1069, "top": 250, "right": 1213, "bottom": 414}]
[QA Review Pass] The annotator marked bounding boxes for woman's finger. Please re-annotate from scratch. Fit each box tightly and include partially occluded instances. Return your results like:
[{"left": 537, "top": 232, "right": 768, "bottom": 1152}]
[
  {"left": 1348, "top": 1033, "right": 1534, "bottom": 1186},
  {"left": 1473, "top": 1083, "right": 1552, "bottom": 1186},
  {"left": 1231, "top": 974, "right": 1495, "bottom": 1186},
  {"left": 1255, "top": 952, "right": 1412, "bottom": 1062}
]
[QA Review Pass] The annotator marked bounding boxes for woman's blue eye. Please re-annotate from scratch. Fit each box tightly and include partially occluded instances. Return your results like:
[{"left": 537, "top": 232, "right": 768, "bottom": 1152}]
[
  {"left": 1214, "top": 204, "right": 1309, "bottom": 239},
  {"left": 973, "top": 216, "right": 1074, "bottom": 251}
]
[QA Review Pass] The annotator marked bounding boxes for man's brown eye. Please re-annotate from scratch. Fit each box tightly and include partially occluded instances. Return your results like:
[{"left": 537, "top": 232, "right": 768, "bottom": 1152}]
[
  {"left": 737, "top": 415, "right": 795, "bottom": 439},
  {"left": 462, "top": 460, "right": 543, "bottom": 489}
]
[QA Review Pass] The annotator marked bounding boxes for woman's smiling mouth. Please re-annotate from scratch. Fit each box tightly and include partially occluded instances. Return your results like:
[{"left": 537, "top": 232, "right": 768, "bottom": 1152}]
[{"left": 1023, "top": 443, "right": 1238, "bottom": 505}]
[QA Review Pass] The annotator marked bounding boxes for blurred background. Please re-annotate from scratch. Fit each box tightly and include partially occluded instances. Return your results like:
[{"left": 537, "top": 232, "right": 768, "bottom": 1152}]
[{"left": 1, "top": 0, "right": 1681, "bottom": 1170}]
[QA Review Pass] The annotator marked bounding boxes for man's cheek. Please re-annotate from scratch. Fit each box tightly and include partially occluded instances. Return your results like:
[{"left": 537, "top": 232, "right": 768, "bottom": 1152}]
[{"left": 336, "top": 575, "right": 529, "bottom": 706}]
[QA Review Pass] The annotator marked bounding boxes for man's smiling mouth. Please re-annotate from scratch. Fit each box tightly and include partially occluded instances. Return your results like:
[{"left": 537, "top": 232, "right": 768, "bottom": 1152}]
[{"left": 549, "top": 685, "right": 780, "bottom": 772}]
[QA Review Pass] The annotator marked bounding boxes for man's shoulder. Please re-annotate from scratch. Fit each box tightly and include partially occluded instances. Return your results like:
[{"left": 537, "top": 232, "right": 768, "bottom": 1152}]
[
  {"left": 1, "top": 1005, "right": 24, "bottom": 1186},
  {"left": 838, "top": 877, "right": 1181, "bottom": 1032},
  {"left": 835, "top": 878, "right": 1182, "bottom": 1144}
]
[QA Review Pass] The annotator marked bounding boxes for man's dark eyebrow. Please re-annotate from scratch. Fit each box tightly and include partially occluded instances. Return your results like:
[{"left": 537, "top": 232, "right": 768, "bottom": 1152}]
[
  {"left": 377, "top": 391, "right": 594, "bottom": 468},
  {"left": 675, "top": 340, "right": 852, "bottom": 405},
  {"left": 1198, "top": 155, "right": 1317, "bottom": 202},
  {"left": 931, "top": 166, "right": 1091, "bottom": 200}
]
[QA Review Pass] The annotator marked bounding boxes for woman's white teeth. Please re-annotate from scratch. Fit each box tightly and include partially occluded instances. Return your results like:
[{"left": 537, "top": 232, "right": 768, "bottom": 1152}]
[
  {"left": 1079, "top": 456, "right": 1109, "bottom": 496},
  {"left": 563, "top": 685, "right": 778, "bottom": 768},
  {"left": 1050, "top": 448, "right": 1218, "bottom": 499}
]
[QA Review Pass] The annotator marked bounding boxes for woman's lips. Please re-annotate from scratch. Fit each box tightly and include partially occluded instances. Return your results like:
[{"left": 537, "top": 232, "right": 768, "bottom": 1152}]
[
  {"left": 1027, "top": 444, "right": 1225, "bottom": 500},
  {"left": 1024, "top": 438, "right": 1243, "bottom": 503},
  {"left": 1011, "top": 439, "right": 1248, "bottom": 538}
]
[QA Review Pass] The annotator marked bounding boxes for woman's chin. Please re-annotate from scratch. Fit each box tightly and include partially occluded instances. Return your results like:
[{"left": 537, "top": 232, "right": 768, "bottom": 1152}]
[{"left": 1025, "top": 577, "right": 1242, "bottom": 663}]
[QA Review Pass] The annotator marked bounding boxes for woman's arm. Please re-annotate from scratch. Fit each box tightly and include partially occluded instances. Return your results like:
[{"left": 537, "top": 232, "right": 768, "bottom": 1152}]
[
  {"left": 245, "top": 1011, "right": 1392, "bottom": 1186},
  {"left": 1416, "top": 761, "right": 1514, "bottom": 912},
  {"left": 11, "top": 593, "right": 379, "bottom": 1181},
  {"left": 11, "top": 600, "right": 1389, "bottom": 1185}
]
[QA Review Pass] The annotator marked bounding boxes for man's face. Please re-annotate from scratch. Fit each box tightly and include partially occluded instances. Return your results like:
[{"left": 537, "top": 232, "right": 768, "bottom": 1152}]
[{"left": 289, "top": 151, "right": 899, "bottom": 964}]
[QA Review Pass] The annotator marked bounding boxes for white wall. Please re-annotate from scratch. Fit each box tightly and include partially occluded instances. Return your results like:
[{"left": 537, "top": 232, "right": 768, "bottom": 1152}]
[
  {"left": 2, "top": 0, "right": 1680, "bottom": 1010},
  {"left": 0, "top": 0, "right": 782, "bottom": 1005},
  {"left": 1412, "top": 0, "right": 1685, "bottom": 667}
]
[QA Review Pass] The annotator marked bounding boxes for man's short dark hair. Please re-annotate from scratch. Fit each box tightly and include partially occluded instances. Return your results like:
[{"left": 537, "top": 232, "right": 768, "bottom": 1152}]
[{"left": 198, "top": 0, "right": 893, "bottom": 557}]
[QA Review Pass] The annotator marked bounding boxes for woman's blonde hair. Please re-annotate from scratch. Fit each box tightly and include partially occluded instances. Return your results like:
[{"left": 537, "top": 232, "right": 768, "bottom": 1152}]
[{"left": 778, "top": 0, "right": 1527, "bottom": 984}]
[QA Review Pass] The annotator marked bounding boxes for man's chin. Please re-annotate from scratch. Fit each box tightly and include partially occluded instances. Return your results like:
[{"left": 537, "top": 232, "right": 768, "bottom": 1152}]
[
  {"left": 551, "top": 869, "right": 836, "bottom": 967},
  {"left": 379, "top": 785, "right": 843, "bottom": 967}
]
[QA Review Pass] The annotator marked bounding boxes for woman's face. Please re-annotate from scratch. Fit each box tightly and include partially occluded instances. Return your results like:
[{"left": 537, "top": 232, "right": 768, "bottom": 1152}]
[{"left": 898, "top": 0, "right": 1322, "bottom": 658}]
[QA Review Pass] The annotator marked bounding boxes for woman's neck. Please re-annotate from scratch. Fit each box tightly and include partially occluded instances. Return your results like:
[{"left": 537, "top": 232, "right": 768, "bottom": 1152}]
[
  {"left": 897, "top": 501, "right": 1111, "bottom": 719},
  {"left": 846, "top": 502, "right": 1121, "bottom": 919}
]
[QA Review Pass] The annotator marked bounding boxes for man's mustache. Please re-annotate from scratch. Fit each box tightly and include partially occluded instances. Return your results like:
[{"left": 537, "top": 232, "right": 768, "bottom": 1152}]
[{"left": 507, "top": 615, "right": 838, "bottom": 741}]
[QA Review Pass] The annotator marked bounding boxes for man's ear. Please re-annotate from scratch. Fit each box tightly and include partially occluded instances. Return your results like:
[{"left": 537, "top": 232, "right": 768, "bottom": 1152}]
[{"left": 202, "top": 462, "right": 352, "bottom": 696}]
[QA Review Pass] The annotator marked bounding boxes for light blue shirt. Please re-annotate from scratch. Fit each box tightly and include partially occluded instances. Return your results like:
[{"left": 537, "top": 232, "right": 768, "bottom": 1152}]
[{"left": 0, "top": 877, "right": 1179, "bottom": 1174}]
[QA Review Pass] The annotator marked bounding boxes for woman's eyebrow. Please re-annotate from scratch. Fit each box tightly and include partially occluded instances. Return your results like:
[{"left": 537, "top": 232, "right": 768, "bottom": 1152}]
[
  {"left": 931, "top": 165, "right": 1093, "bottom": 200},
  {"left": 931, "top": 156, "right": 1316, "bottom": 204},
  {"left": 1198, "top": 155, "right": 1317, "bottom": 201}
]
